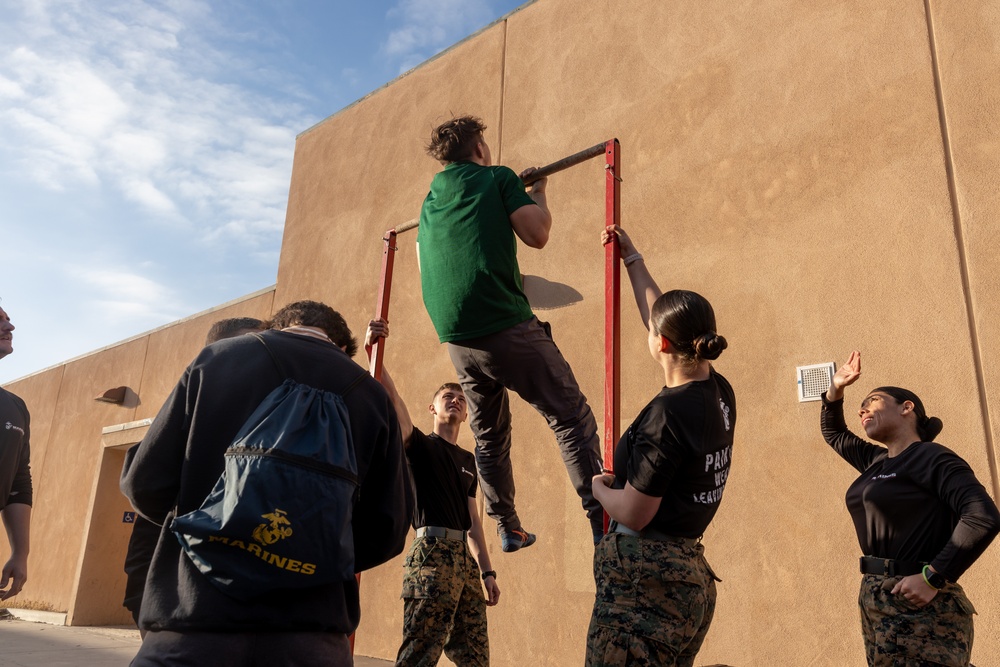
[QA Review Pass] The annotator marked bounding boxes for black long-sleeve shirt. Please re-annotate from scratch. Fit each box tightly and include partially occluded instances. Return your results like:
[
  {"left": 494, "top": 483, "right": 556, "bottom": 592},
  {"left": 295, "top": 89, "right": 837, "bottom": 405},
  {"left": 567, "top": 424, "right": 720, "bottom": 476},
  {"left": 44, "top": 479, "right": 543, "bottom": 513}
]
[
  {"left": 120, "top": 330, "right": 412, "bottom": 633},
  {"left": 821, "top": 395, "right": 1000, "bottom": 581}
]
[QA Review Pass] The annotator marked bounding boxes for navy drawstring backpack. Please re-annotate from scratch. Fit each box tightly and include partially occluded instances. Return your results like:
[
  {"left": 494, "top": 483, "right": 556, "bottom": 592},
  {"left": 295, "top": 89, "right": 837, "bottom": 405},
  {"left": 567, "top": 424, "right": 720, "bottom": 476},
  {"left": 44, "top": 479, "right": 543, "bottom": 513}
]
[{"left": 170, "top": 333, "right": 365, "bottom": 600}]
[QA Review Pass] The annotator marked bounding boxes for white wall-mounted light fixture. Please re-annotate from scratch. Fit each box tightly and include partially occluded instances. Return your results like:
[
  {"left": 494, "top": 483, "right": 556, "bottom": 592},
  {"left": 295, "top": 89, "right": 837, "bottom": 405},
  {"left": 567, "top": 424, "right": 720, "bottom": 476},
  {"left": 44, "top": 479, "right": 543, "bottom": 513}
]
[{"left": 797, "top": 363, "right": 835, "bottom": 402}]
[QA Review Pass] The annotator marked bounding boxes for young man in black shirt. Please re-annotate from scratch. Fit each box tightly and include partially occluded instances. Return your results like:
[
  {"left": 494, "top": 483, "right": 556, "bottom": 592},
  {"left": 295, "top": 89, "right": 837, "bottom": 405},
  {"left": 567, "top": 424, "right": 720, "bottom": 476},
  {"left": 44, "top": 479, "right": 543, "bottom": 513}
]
[
  {"left": 367, "top": 319, "right": 500, "bottom": 667},
  {"left": 0, "top": 304, "right": 31, "bottom": 602}
]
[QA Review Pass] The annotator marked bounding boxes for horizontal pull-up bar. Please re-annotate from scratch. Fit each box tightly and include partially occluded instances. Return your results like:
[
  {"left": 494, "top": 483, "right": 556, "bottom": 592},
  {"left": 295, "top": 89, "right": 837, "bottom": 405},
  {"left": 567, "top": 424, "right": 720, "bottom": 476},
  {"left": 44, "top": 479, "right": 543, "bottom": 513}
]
[
  {"left": 522, "top": 141, "right": 606, "bottom": 185},
  {"left": 391, "top": 141, "right": 608, "bottom": 235}
]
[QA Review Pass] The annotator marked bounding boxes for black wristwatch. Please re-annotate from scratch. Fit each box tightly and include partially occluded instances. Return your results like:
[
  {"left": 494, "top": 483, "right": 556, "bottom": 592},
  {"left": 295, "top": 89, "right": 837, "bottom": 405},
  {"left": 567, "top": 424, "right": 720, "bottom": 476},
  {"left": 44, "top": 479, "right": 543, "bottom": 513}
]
[
  {"left": 922, "top": 565, "right": 946, "bottom": 590},
  {"left": 481, "top": 570, "right": 497, "bottom": 581}
]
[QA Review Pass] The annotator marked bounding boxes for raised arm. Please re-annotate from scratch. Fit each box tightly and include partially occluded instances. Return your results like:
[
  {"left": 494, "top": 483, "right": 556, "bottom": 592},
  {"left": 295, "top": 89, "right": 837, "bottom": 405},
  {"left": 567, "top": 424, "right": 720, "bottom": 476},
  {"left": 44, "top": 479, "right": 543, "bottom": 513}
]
[
  {"left": 510, "top": 168, "right": 552, "bottom": 249},
  {"left": 820, "top": 351, "right": 882, "bottom": 472},
  {"left": 365, "top": 319, "right": 414, "bottom": 445},
  {"left": 602, "top": 225, "right": 661, "bottom": 329}
]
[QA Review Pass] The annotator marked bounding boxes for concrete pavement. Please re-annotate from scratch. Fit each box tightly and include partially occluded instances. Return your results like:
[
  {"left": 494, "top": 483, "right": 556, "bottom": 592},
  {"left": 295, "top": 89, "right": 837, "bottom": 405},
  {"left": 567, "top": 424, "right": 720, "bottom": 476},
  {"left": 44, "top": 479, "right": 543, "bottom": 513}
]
[{"left": 0, "top": 611, "right": 392, "bottom": 666}]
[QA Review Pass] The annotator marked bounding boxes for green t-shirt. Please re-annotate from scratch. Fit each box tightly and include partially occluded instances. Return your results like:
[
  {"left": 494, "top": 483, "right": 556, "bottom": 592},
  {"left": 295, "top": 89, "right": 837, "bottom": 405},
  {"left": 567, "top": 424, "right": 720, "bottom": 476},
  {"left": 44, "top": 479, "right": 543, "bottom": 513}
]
[{"left": 418, "top": 162, "right": 537, "bottom": 342}]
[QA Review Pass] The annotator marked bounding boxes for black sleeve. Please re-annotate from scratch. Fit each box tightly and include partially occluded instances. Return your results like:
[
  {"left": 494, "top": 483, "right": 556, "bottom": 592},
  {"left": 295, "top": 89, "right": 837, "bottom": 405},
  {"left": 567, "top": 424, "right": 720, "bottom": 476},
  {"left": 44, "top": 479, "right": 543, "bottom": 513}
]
[
  {"left": 626, "top": 404, "right": 682, "bottom": 497},
  {"left": 820, "top": 395, "right": 883, "bottom": 473},
  {"left": 8, "top": 396, "right": 32, "bottom": 507},
  {"left": 352, "top": 395, "right": 413, "bottom": 573},
  {"left": 120, "top": 366, "right": 196, "bottom": 524},
  {"left": 924, "top": 448, "right": 1000, "bottom": 581}
]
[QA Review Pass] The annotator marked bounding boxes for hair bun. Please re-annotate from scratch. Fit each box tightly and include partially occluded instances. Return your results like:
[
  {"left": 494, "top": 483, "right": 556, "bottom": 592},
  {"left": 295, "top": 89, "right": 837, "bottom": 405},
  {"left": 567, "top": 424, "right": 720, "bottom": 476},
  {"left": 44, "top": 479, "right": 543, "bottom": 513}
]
[
  {"left": 693, "top": 332, "right": 728, "bottom": 361},
  {"left": 921, "top": 416, "right": 943, "bottom": 442}
]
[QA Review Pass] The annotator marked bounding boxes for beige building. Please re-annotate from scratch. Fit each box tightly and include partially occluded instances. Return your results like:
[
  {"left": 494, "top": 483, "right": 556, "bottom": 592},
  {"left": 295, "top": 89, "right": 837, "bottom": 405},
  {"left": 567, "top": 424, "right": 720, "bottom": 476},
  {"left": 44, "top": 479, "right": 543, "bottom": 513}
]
[{"left": 3, "top": 1, "right": 1000, "bottom": 664}]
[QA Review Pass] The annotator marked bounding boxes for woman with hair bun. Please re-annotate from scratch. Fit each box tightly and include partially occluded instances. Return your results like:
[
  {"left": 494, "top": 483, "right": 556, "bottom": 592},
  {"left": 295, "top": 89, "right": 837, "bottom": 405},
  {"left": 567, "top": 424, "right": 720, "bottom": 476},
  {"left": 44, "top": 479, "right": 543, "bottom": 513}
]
[
  {"left": 586, "top": 226, "right": 735, "bottom": 667},
  {"left": 822, "top": 350, "right": 1000, "bottom": 667}
]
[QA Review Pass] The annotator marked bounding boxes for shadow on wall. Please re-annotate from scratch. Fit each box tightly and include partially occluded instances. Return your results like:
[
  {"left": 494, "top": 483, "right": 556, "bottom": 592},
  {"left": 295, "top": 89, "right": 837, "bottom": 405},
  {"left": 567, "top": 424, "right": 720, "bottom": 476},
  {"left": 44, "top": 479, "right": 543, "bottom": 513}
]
[
  {"left": 94, "top": 385, "right": 142, "bottom": 409},
  {"left": 523, "top": 275, "right": 583, "bottom": 310}
]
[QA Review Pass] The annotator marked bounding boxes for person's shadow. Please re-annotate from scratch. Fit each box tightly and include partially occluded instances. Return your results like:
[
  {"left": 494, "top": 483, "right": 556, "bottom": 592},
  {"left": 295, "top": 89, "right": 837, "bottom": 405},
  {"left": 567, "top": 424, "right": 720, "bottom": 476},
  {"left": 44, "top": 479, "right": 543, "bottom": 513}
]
[{"left": 522, "top": 275, "right": 583, "bottom": 310}]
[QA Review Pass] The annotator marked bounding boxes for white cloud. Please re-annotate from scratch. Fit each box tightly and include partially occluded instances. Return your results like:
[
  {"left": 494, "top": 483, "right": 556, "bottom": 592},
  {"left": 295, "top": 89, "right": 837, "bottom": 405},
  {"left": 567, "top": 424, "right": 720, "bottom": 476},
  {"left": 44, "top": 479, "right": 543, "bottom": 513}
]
[
  {"left": 0, "top": 0, "right": 309, "bottom": 247},
  {"left": 71, "top": 265, "right": 188, "bottom": 325},
  {"left": 383, "top": 0, "right": 494, "bottom": 73}
]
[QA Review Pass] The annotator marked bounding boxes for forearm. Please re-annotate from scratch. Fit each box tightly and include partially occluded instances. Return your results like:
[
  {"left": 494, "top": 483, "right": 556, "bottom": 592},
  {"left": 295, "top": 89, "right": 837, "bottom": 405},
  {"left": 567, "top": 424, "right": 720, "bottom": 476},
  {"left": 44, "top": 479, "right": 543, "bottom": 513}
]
[
  {"left": 468, "top": 527, "right": 493, "bottom": 574},
  {"left": 932, "top": 480, "right": 1000, "bottom": 580},
  {"left": 623, "top": 258, "right": 662, "bottom": 328},
  {"left": 2, "top": 503, "right": 30, "bottom": 557},
  {"left": 467, "top": 499, "right": 492, "bottom": 573},
  {"left": 819, "top": 395, "right": 880, "bottom": 472},
  {"left": 375, "top": 367, "right": 413, "bottom": 444},
  {"left": 593, "top": 481, "right": 659, "bottom": 531},
  {"left": 529, "top": 190, "right": 551, "bottom": 222}
]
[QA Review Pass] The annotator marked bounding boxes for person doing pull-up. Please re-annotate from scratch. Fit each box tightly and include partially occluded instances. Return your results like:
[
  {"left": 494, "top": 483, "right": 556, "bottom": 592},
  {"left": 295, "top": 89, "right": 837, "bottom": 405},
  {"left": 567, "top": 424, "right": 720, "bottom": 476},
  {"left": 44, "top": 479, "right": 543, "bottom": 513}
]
[{"left": 416, "top": 115, "right": 605, "bottom": 549}]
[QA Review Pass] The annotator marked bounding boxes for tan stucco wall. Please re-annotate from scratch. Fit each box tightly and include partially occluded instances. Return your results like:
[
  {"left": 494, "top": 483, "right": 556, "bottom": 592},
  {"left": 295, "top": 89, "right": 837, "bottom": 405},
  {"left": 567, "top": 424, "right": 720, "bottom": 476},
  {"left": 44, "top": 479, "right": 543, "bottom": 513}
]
[
  {"left": 279, "top": 1, "right": 1000, "bottom": 665},
  {"left": 2, "top": 0, "right": 1000, "bottom": 664},
  {"left": 926, "top": 1, "right": 1000, "bottom": 655}
]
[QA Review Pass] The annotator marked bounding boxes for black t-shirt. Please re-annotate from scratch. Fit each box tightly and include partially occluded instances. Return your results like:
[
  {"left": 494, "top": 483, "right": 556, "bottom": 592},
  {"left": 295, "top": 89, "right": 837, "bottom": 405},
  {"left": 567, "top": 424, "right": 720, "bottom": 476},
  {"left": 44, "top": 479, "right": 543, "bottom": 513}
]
[
  {"left": 613, "top": 368, "right": 736, "bottom": 538},
  {"left": 0, "top": 388, "right": 32, "bottom": 508},
  {"left": 821, "top": 396, "right": 1000, "bottom": 581},
  {"left": 408, "top": 427, "right": 478, "bottom": 531}
]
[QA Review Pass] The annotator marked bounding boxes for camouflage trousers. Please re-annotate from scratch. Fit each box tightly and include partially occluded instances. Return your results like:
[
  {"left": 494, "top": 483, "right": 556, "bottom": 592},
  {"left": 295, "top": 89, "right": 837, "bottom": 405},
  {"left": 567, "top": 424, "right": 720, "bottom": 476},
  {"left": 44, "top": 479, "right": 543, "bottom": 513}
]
[
  {"left": 859, "top": 573, "right": 976, "bottom": 667},
  {"left": 586, "top": 532, "right": 720, "bottom": 667},
  {"left": 395, "top": 536, "right": 488, "bottom": 667}
]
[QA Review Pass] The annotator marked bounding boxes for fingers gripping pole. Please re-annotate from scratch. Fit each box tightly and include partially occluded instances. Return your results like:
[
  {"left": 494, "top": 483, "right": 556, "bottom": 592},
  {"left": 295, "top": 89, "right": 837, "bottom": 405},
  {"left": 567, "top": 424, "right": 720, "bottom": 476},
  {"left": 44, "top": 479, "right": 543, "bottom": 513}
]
[{"left": 603, "top": 139, "right": 621, "bottom": 532}]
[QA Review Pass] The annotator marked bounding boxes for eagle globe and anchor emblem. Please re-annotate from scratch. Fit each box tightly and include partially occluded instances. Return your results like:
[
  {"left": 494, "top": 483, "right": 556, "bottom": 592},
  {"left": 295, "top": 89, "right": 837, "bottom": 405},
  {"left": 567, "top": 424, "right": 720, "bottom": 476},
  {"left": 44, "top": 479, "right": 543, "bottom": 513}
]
[{"left": 252, "top": 508, "right": 294, "bottom": 546}]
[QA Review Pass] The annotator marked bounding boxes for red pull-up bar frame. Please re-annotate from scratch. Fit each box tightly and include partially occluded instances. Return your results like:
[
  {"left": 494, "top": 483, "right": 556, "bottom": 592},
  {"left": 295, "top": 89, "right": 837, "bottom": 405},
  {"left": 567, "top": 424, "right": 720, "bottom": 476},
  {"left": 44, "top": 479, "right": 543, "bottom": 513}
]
[{"left": 603, "top": 140, "right": 621, "bottom": 496}]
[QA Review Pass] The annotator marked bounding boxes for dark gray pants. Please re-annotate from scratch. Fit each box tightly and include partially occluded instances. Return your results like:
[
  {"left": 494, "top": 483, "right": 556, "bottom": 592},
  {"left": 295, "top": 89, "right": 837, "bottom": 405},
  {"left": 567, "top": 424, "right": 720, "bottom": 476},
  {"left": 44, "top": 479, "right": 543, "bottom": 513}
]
[
  {"left": 447, "top": 317, "right": 604, "bottom": 535},
  {"left": 131, "top": 630, "right": 352, "bottom": 666}
]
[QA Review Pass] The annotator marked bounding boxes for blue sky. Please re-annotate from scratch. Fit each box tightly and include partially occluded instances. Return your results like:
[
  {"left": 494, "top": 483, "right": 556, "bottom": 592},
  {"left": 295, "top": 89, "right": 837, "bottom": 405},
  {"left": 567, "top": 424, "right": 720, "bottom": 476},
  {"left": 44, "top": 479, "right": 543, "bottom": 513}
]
[{"left": 0, "top": 0, "right": 527, "bottom": 383}]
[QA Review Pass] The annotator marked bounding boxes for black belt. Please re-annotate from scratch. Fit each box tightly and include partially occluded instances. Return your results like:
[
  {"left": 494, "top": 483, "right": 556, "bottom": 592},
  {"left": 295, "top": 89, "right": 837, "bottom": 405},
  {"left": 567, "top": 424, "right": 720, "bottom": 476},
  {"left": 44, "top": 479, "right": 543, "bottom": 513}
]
[
  {"left": 610, "top": 522, "right": 701, "bottom": 548},
  {"left": 415, "top": 526, "right": 467, "bottom": 541},
  {"left": 859, "top": 556, "right": 925, "bottom": 577}
]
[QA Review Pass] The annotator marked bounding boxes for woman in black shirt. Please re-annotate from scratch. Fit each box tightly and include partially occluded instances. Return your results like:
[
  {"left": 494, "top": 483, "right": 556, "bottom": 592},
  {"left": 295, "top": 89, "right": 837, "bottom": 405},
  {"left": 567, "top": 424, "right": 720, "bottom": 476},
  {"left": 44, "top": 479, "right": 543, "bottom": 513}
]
[
  {"left": 822, "top": 350, "right": 1000, "bottom": 667},
  {"left": 586, "top": 226, "right": 736, "bottom": 667}
]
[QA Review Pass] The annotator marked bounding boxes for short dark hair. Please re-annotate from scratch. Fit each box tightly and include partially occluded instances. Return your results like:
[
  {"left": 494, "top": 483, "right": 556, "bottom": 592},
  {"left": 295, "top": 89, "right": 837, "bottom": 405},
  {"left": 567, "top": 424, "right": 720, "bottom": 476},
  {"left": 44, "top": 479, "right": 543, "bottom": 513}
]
[
  {"left": 431, "top": 382, "right": 464, "bottom": 403},
  {"left": 870, "top": 386, "right": 944, "bottom": 442},
  {"left": 650, "top": 290, "right": 728, "bottom": 363},
  {"left": 426, "top": 116, "right": 486, "bottom": 163},
  {"left": 205, "top": 317, "right": 264, "bottom": 345},
  {"left": 269, "top": 300, "right": 358, "bottom": 357}
]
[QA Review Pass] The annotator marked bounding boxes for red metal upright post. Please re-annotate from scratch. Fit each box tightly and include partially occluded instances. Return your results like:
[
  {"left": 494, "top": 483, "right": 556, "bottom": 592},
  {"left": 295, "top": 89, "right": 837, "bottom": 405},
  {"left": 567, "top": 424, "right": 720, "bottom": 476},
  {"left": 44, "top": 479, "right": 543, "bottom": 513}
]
[
  {"left": 355, "top": 230, "right": 398, "bottom": 655},
  {"left": 367, "top": 230, "right": 398, "bottom": 381},
  {"left": 603, "top": 139, "right": 621, "bottom": 502}
]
